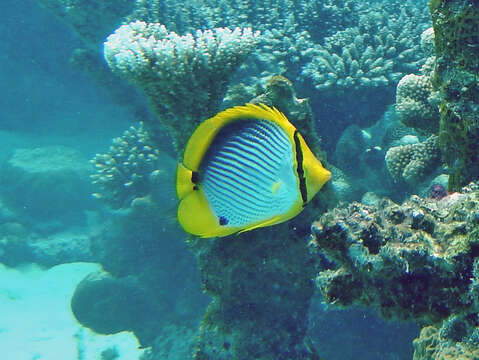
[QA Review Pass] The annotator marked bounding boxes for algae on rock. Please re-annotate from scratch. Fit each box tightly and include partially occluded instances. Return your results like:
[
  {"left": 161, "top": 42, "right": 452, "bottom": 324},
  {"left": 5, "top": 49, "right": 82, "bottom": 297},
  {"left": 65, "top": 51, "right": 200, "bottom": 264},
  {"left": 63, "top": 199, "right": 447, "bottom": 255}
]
[{"left": 429, "top": 0, "right": 479, "bottom": 190}]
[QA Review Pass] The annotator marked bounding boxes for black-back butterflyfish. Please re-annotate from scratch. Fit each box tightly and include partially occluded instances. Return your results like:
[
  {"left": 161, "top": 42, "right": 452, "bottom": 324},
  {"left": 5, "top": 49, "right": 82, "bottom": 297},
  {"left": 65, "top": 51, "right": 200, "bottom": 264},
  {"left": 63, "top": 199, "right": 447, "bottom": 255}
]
[{"left": 176, "top": 103, "right": 331, "bottom": 238}]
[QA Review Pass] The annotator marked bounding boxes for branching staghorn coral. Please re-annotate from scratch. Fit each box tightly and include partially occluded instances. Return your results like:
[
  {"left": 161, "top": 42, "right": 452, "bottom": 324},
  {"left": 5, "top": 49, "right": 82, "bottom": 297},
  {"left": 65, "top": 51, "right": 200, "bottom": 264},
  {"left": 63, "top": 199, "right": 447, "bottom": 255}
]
[
  {"left": 295, "top": 0, "right": 359, "bottom": 42},
  {"left": 301, "top": 3, "right": 429, "bottom": 93},
  {"left": 104, "top": 21, "right": 260, "bottom": 153},
  {"left": 385, "top": 135, "right": 440, "bottom": 186},
  {"left": 128, "top": 0, "right": 355, "bottom": 37}
]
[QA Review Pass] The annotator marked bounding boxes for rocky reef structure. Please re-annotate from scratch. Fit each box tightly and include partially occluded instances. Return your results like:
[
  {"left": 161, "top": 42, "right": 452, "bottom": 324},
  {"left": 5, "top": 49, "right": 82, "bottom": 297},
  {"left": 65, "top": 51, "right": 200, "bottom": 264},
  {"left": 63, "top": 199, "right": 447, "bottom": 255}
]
[
  {"left": 429, "top": 0, "right": 479, "bottom": 191},
  {"left": 385, "top": 135, "right": 441, "bottom": 186},
  {"left": 75, "top": 193, "right": 208, "bottom": 349},
  {"left": 104, "top": 21, "right": 260, "bottom": 153},
  {"left": 249, "top": 75, "right": 322, "bottom": 154},
  {"left": 310, "top": 181, "right": 479, "bottom": 358},
  {"left": 85, "top": 76, "right": 334, "bottom": 359},
  {"left": 192, "top": 224, "right": 321, "bottom": 360},
  {"left": 0, "top": 145, "right": 94, "bottom": 228}
]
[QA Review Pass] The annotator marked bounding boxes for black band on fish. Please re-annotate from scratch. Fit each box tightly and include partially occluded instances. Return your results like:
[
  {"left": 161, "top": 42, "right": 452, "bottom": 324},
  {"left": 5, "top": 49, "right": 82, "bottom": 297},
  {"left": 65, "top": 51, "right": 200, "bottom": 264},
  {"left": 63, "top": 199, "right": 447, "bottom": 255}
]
[
  {"left": 192, "top": 171, "right": 200, "bottom": 190},
  {"left": 293, "top": 131, "right": 308, "bottom": 206},
  {"left": 191, "top": 171, "right": 200, "bottom": 184}
]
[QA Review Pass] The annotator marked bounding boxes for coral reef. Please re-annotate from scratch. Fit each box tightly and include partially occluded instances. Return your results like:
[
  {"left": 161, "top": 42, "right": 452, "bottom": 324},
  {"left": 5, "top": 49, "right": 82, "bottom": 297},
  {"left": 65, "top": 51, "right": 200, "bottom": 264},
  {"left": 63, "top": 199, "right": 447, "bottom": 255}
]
[
  {"left": 385, "top": 135, "right": 441, "bottom": 186},
  {"left": 128, "top": 0, "right": 358, "bottom": 39},
  {"left": 104, "top": 21, "right": 260, "bottom": 153},
  {"left": 295, "top": 0, "right": 359, "bottom": 42},
  {"left": 189, "top": 81, "right": 331, "bottom": 360},
  {"left": 395, "top": 73, "right": 440, "bottom": 135},
  {"left": 90, "top": 123, "right": 166, "bottom": 209},
  {"left": 394, "top": 27, "right": 440, "bottom": 135},
  {"left": 381, "top": 117, "right": 416, "bottom": 149},
  {"left": 429, "top": 0, "right": 479, "bottom": 190},
  {"left": 71, "top": 269, "right": 161, "bottom": 345},
  {"left": 301, "top": 4, "right": 428, "bottom": 93},
  {"left": 0, "top": 228, "right": 92, "bottom": 268},
  {"left": 298, "top": 1, "right": 431, "bottom": 148},
  {"left": 192, "top": 225, "right": 321, "bottom": 360},
  {"left": 413, "top": 320, "right": 479, "bottom": 360},
  {"left": 309, "top": 181, "right": 479, "bottom": 358}
]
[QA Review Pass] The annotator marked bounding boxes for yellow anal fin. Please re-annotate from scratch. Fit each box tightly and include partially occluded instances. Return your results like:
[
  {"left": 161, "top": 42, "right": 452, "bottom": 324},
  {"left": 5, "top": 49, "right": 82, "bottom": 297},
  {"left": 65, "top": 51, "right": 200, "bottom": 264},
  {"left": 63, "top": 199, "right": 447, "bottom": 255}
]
[
  {"left": 238, "top": 215, "right": 285, "bottom": 234},
  {"left": 177, "top": 190, "right": 237, "bottom": 238}
]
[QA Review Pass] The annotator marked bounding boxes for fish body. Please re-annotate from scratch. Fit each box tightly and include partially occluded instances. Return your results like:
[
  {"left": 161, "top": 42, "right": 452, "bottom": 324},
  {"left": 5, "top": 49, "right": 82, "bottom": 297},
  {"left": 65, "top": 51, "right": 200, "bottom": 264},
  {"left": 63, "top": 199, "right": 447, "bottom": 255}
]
[{"left": 176, "top": 103, "right": 330, "bottom": 238}]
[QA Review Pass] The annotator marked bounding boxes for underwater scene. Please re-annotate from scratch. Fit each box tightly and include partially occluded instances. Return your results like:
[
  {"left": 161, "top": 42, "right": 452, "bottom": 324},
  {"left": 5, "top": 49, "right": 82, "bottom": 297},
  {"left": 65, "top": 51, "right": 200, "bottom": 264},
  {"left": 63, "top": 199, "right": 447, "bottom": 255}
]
[{"left": 1, "top": 0, "right": 479, "bottom": 359}]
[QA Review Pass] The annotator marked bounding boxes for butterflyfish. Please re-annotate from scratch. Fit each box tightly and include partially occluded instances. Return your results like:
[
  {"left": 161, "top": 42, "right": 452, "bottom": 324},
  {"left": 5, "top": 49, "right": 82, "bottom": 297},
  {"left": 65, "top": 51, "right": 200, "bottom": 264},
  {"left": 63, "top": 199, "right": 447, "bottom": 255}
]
[{"left": 176, "top": 103, "right": 331, "bottom": 238}]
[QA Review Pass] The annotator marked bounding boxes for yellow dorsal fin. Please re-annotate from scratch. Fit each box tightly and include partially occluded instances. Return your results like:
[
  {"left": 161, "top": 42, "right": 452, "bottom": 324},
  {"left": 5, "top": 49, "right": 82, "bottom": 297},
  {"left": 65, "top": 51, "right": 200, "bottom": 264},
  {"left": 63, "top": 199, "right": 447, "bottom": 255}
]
[{"left": 182, "top": 103, "right": 296, "bottom": 171}]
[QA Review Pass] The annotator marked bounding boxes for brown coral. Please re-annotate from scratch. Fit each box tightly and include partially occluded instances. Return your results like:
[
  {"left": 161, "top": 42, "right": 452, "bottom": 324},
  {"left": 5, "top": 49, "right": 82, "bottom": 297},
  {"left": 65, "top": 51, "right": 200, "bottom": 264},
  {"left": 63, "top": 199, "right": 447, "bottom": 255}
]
[{"left": 385, "top": 135, "right": 441, "bottom": 185}]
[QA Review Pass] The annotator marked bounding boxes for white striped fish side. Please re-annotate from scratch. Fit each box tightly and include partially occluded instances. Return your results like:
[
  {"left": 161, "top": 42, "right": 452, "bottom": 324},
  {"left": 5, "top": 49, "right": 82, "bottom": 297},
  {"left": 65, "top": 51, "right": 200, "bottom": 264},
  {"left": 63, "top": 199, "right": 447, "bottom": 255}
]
[{"left": 201, "top": 119, "right": 300, "bottom": 227}]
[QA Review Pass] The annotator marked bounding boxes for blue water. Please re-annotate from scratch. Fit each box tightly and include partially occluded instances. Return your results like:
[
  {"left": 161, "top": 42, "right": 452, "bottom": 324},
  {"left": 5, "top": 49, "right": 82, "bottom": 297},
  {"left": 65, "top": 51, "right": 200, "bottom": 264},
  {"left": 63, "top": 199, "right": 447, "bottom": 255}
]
[{"left": 0, "top": 0, "right": 430, "bottom": 359}]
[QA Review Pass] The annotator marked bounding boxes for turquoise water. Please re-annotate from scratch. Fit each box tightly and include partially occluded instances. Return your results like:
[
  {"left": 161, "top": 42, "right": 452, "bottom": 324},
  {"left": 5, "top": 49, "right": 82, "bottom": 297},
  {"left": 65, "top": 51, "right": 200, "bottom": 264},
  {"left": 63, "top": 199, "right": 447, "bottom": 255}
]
[{"left": 0, "top": 0, "right": 439, "bottom": 359}]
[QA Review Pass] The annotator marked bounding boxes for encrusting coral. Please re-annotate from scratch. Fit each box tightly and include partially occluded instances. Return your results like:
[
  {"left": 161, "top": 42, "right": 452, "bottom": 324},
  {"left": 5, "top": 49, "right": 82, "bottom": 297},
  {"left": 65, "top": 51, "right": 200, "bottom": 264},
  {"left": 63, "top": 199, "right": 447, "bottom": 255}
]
[
  {"left": 429, "top": 0, "right": 479, "bottom": 190},
  {"left": 104, "top": 21, "right": 260, "bottom": 153},
  {"left": 385, "top": 135, "right": 440, "bottom": 185},
  {"left": 309, "top": 181, "right": 479, "bottom": 358}
]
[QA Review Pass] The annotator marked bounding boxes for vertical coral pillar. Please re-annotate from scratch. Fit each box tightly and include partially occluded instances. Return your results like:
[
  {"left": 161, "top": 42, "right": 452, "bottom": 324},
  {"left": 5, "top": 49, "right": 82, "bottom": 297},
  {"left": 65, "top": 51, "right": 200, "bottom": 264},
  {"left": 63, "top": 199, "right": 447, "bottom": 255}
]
[
  {"left": 430, "top": 0, "right": 479, "bottom": 190},
  {"left": 190, "top": 78, "right": 328, "bottom": 360}
]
